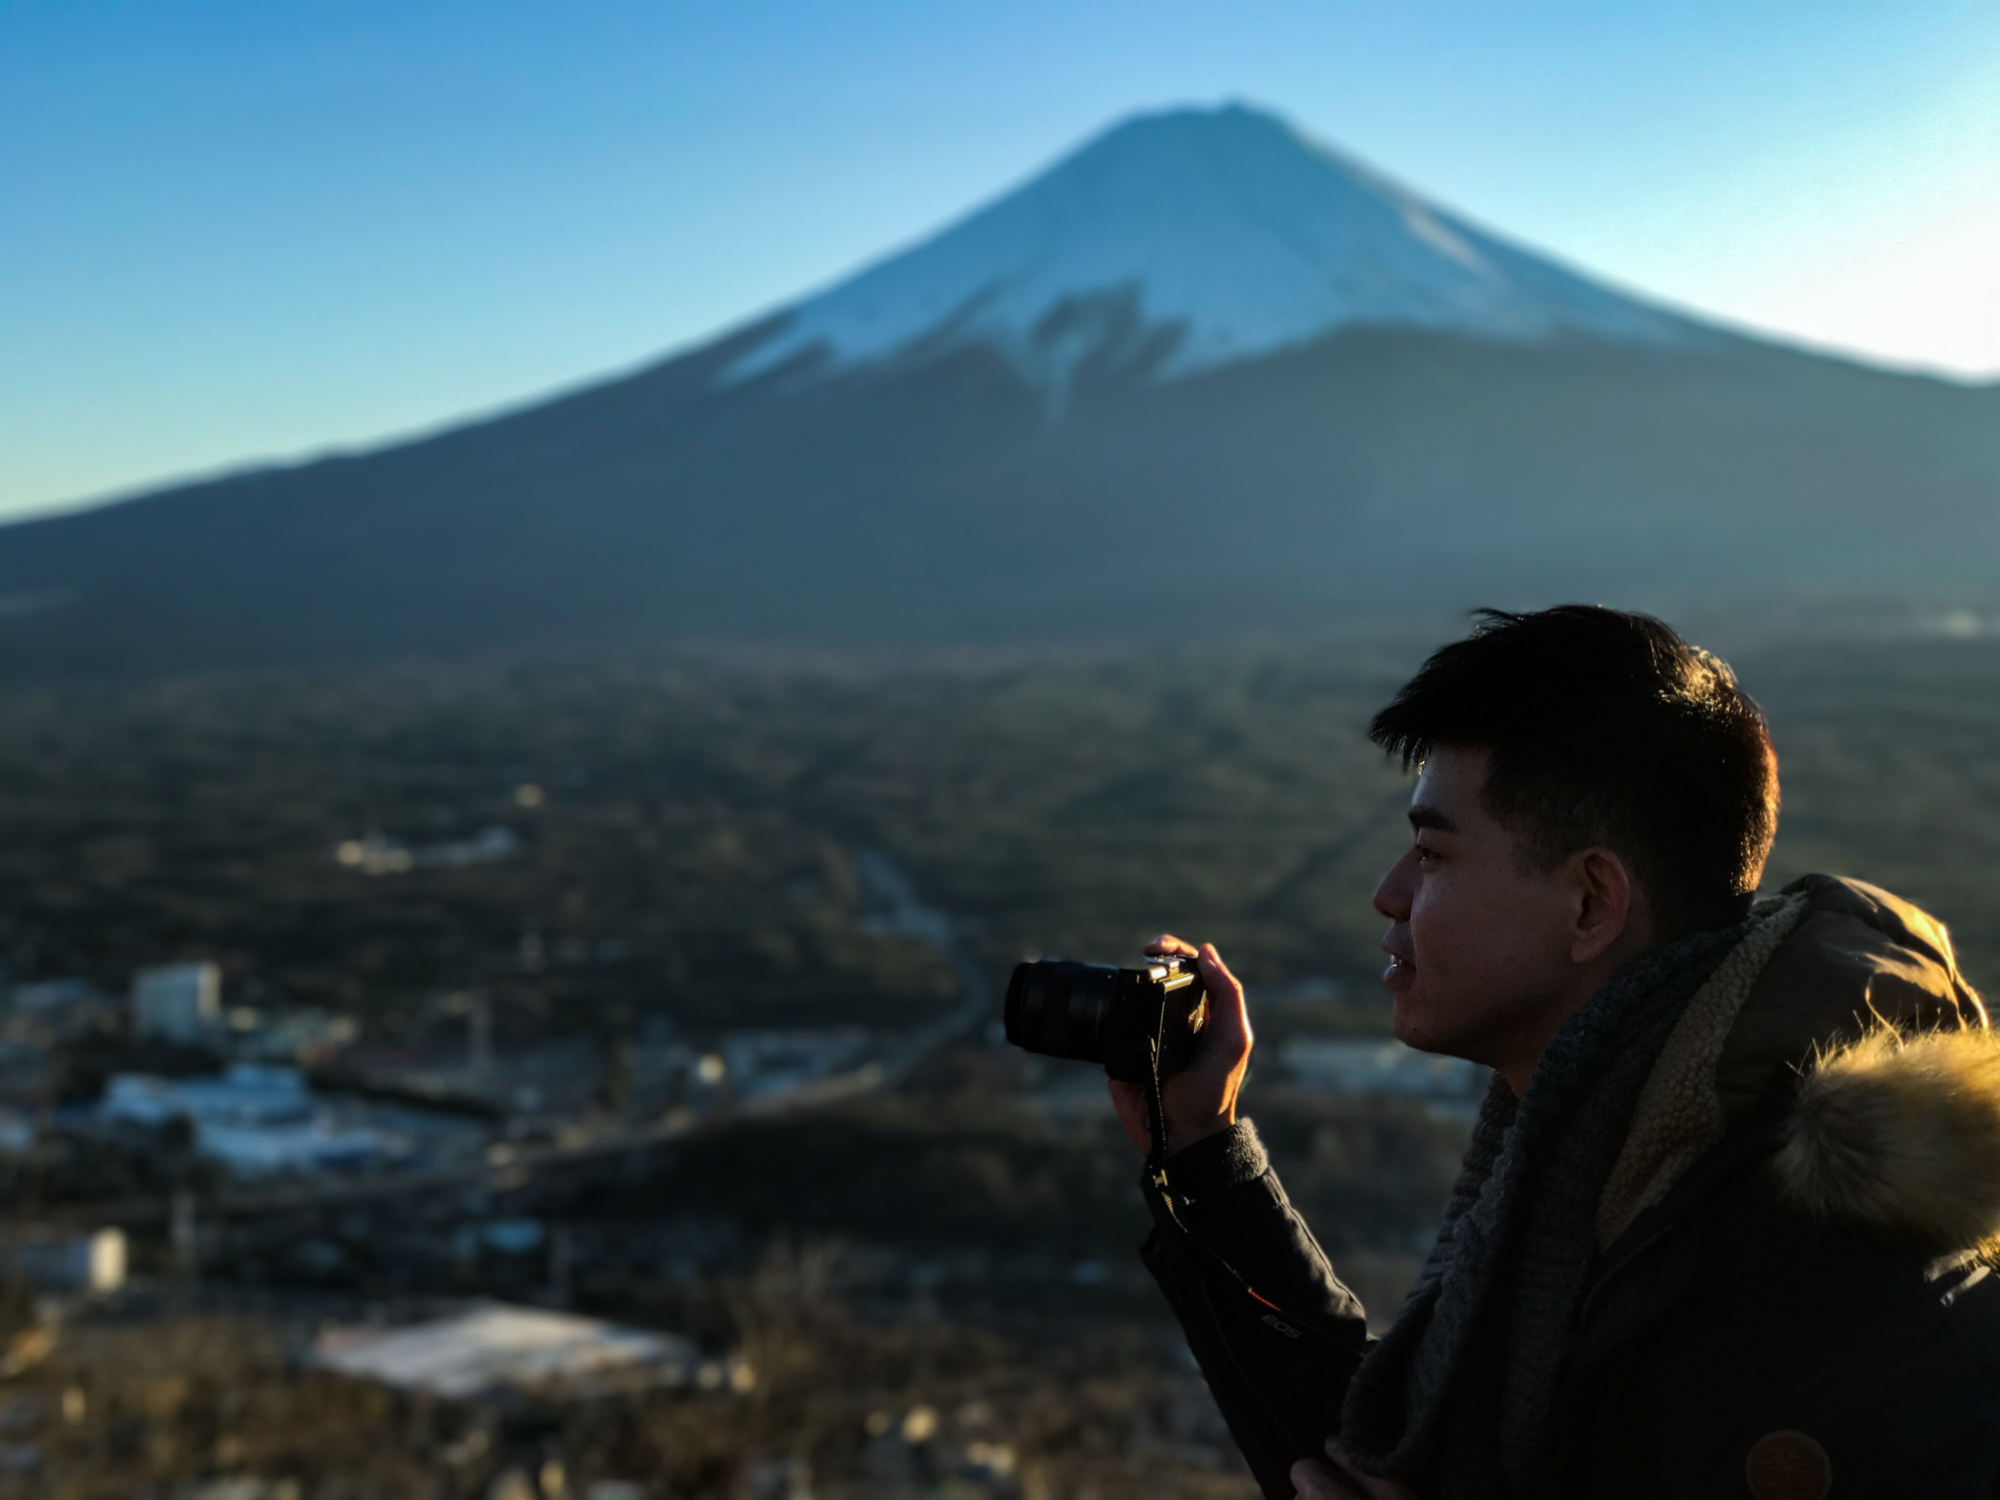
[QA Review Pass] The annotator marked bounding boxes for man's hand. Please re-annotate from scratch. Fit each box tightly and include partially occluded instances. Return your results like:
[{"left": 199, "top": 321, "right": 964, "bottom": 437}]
[
  {"left": 1290, "top": 1444, "right": 1419, "bottom": 1500},
  {"left": 1107, "top": 934, "right": 1252, "bottom": 1158}
]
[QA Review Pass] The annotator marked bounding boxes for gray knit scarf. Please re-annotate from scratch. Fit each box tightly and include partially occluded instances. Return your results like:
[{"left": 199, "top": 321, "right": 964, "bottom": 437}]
[{"left": 1338, "top": 917, "right": 1754, "bottom": 1497}]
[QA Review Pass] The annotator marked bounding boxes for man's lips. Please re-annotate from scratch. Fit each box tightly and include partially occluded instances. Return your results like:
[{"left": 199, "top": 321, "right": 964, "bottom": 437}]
[{"left": 1380, "top": 922, "right": 1416, "bottom": 989}]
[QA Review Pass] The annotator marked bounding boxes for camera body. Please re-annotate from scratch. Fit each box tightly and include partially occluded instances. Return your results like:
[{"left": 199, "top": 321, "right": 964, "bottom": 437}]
[{"left": 1003, "top": 955, "right": 1209, "bottom": 1083}]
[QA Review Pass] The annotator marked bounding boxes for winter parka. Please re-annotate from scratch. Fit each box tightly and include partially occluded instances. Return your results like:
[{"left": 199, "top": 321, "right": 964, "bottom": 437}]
[{"left": 1140, "top": 875, "right": 2000, "bottom": 1499}]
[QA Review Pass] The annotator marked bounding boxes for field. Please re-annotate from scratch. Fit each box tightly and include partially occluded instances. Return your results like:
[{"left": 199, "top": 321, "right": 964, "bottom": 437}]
[{"left": 6, "top": 630, "right": 2000, "bottom": 1018}]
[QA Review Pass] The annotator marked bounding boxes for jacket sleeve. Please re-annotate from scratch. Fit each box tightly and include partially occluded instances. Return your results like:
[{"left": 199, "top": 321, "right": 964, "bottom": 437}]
[{"left": 1138, "top": 1119, "right": 1374, "bottom": 1500}]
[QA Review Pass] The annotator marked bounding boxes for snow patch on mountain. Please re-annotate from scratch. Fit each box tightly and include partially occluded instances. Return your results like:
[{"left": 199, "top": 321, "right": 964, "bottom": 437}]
[{"left": 727, "top": 104, "right": 1698, "bottom": 394}]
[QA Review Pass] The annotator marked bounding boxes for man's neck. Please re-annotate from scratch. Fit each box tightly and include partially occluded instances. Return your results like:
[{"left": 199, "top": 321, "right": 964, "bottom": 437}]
[{"left": 1497, "top": 931, "right": 1663, "bottom": 1097}]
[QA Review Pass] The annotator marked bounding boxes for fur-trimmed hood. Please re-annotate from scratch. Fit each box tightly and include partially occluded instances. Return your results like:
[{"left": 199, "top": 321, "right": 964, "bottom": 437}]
[
  {"left": 1778, "top": 1025, "right": 2000, "bottom": 1253},
  {"left": 1600, "top": 874, "right": 1994, "bottom": 1253}
]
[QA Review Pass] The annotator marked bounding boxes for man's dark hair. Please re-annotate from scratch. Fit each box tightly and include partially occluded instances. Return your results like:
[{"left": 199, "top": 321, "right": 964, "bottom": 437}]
[{"left": 1369, "top": 606, "right": 1778, "bottom": 933}]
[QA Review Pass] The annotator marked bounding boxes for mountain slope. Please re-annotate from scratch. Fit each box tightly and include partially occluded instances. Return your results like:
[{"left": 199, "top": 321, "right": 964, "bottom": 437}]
[{"left": 1, "top": 104, "right": 1996, "bottom": 673}]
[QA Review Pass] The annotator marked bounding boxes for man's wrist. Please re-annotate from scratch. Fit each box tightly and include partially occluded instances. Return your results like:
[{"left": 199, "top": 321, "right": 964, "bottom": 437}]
[
  {"left": 1160, "top": 1118, "right": 1268, "bottom": 1186},
  {"left": 1164, "top": 1113, "right": 1235, "bottom": 1157}
]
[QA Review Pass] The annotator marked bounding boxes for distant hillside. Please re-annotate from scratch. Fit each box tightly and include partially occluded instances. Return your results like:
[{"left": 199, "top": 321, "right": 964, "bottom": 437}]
[{"left": 3, "top": 104, "right": 1996, "bottom": 673}]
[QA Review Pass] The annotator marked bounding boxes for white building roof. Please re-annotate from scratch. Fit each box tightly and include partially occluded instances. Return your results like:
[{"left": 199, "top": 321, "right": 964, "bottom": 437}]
[{"left": 312, "top": 1304, "right": 699, "bottom": 1399}]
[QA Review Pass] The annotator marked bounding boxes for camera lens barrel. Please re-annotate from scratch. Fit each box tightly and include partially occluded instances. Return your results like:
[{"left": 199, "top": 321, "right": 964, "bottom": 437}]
[
  {"left": 1004, "top": 955, "right": 1207, "bottom": 1082},
  {"left": 1004, "top": 960, "right": 1117, "bottom": 1066}
]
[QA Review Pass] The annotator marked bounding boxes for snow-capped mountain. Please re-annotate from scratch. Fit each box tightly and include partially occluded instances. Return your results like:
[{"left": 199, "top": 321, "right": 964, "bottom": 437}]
[
  {"left": 0, "top": 102, "right": 1995, "bottom": 674},
  {"left": 731, "top": 104, "right": 1695, "bottom": 393}
]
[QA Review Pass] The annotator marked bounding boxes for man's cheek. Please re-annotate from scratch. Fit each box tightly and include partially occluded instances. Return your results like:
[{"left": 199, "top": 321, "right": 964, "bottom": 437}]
[{"left": 1408, "top": 877, "right": 1453, "bottom": 948}]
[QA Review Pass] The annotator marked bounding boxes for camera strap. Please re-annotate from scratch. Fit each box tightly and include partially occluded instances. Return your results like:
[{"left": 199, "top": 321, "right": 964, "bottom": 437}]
[
  {"left": 1139, "top": 1025, "right": 1350, "bottom": 1359},
  {"left": 1143, "top": 1027, "right": 1171, "bottom": 1165}
]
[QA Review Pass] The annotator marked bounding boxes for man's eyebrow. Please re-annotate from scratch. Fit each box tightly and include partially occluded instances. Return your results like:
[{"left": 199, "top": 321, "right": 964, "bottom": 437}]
[{"left": 1408, "top": 805, "right": 1458, "bottom": 834}]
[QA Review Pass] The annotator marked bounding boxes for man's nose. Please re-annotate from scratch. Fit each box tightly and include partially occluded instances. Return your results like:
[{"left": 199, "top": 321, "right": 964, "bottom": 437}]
[{"left": 1373, "top": 849, "right": 1415, "bottom": 922}]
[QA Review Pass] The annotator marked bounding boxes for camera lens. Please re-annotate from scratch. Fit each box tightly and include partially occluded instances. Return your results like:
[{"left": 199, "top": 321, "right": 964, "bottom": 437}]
[{"left": 1005, "top": 960, "right": 1117, "bottom": 1065}]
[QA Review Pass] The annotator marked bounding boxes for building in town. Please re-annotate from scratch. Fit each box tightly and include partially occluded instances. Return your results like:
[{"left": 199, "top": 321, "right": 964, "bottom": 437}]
[
  {"left": 313, "top": 1303, "right": 710, "bottom": 1399},
  {"left": 132, "top": 962, "right": 221, "bottom": 1043}
]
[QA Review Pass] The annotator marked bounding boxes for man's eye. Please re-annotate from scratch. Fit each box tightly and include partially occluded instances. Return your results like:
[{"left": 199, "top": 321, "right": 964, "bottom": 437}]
[{"left": 1415, "top": 843, "right": 1439, "bottom": 864}]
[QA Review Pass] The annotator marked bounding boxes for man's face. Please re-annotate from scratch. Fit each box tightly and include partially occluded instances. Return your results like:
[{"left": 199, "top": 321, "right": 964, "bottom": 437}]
[{"left": 1371, "top": 745, "right": 1591, "bottom": 1069}]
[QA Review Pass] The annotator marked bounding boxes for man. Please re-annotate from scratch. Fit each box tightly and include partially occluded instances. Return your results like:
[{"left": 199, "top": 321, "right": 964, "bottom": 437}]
[{"left": 1114, "top": 607, "right": 2000, "bottom": 1500}]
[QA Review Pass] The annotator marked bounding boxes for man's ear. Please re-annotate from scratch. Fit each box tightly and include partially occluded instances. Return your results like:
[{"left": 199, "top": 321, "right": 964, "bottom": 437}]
[{"left": 1567, "top": 847, "right": 1638, "bottom": 964}]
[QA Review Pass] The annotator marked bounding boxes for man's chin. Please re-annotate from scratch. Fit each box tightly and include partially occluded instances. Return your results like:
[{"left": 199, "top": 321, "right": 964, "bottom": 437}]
[{"left": 1390, "top": 995, "right": 1459, "bottom": 1059}]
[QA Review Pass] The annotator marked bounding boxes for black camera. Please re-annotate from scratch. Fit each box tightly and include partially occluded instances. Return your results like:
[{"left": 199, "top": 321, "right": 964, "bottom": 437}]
[{"left": 1003, "top": 955, "right": 1209, "bottom": 1082}]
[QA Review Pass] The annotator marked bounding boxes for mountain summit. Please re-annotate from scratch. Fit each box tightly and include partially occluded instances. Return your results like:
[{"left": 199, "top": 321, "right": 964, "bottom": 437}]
[
  {"left": 0, "top": 104, "right": 1995, "bottom": 673},
  {"left": 733, "top": 104, "right": 1693, "bottom": 394}
]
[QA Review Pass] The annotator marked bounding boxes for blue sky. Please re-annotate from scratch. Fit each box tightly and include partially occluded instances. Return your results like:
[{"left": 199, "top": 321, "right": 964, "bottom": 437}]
[{"left": 3, "top": 0, "right": 1997, "bottom": 520}]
